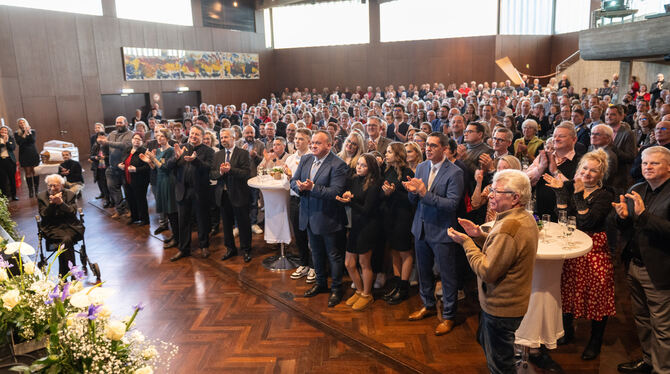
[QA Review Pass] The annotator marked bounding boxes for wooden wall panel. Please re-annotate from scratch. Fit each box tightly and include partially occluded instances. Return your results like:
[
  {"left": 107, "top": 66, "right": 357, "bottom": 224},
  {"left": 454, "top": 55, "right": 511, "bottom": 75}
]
[
  {"left": 21, "top": 96, "right": 60, "bottom": 144},
  {"left": 0, "top": 8, "right": 18, "bottom": 79},
  {"left": 10, "top": 10, "right": 55, "bottom": 97},
  {"left": 56, "top": 95, "right": 89, "bottom": 147},
  {"left": 46, "top": 14, "right": 84, "bottom": 97}
]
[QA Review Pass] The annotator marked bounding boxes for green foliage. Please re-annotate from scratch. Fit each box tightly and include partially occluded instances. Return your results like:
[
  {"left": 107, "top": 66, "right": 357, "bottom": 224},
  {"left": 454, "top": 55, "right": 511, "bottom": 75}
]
[{"left": 0, "top": 194, "right": 19, "bottom": 241}]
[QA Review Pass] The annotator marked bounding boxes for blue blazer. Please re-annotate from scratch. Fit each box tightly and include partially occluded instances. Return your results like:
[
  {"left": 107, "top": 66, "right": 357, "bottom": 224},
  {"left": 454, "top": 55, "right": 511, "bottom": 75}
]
[
  {"left": 290, "top": 151, "right": 348, "bottom": 235},
  {"left": 409, "top": 159, "right": 464, "bottom": 243}
]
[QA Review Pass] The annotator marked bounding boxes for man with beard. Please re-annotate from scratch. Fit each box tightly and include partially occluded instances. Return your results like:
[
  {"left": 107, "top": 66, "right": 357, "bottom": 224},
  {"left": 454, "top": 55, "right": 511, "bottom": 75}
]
[{"left": 99, "top": 116, "right": 133, "bottom": 219}]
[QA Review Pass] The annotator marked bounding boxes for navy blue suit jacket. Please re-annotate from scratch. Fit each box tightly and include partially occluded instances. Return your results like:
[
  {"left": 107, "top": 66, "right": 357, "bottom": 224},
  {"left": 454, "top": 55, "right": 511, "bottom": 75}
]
[
  {"left": 290, "top": 151, "right": 348, "bottom": 235},
  {"left": 409, "top": 159, "right": 464, "bottom": 243}
]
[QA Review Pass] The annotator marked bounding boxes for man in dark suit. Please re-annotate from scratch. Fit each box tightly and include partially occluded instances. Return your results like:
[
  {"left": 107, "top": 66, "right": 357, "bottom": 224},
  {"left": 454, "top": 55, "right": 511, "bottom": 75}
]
[
  {"left": 290, "top": 130, "right": 348, "bottom": 307},
  {"left": 572, "top": 108, "right": 591, "bottom": 149},
  {"left": 403, "top": 132, "right": 464, "bottom": 336},
  {"left": 212, "top": 128, "right": 253, "bottom": 263},
  {"left": 167, "top": 125, "right": 215, "bottom": 261},
  {"left": 38, "top": 174, "right": 84, "bottom": 276},
  {"left": 613, "top": 146, "right": 670, "bottom": 374},
  {"left": 515, "top": 99, "right": 538, "bottom": 132}
]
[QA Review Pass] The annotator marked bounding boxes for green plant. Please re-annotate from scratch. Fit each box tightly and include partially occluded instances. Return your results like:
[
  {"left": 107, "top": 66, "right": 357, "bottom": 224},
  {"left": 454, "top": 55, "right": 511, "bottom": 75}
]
[{"left": 0, "top": 194, "right": 19, "bottom": 241}]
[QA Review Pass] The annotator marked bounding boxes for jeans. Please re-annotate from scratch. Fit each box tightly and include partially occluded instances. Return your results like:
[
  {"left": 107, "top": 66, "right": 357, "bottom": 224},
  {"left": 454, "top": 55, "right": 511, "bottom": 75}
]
[
  {"left": 307, "top": 227, "right": 343, "bottom": 291},
  {"left": 477, "top": 311, "right": 523, "bottom": 374},
  {"left": 415, "top": 239, "right": 459, "bottom": 320},
  {"left": 249, "top": 187, "right": 260, "bottom": 225},
  {"left": 289, "top": 196, "right": 310, "bottom": 267},
  {"left": 105, "top": 168, "right": 126, "bottom": 213}
]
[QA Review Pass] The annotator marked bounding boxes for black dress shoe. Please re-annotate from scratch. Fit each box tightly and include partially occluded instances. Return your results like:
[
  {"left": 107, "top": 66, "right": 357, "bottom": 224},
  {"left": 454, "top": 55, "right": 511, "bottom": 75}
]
[
  {"left": 221, "top": 249, "right": 238, "bottom": 261},
  {"left": 170, "top": 252, "right": 190, "bottom": 262},
  {"left": 243, "top": 252, "right": 252, "bottom": 263},
  {"left": 304, "top": 284, "right": 329, "bottom": 298},
  {"left": 95, "top": 194, "right": 104, "bottom": 199},
  {"left": 617, "top": 359, "right": 652, "bottom": 373},
  {"left": 529, "top": 350, "right": 563, "bottom": 373},
  {"left": 127, "top": 219, "right": 138, "bottom": 225},
  {"left": 327, "top": 290, "right": 343, "bottom": 307},
  {"left": 153, "top": 224, "right": 169, "bottom": 235},
  {"left": 163, "top": 239, "right": 177, "bottom": 249},
  {"left": 11, "top": 196, "right": 18, "bottom": 201},
  {"left": 201, "top": 248, "right": 210, "bottom": 258},
  {"left": 103, "top": 201, "right": 112, "bottom": 208},
  {"left": 135, "top": 220, "right": 149, "bottom": 226}
]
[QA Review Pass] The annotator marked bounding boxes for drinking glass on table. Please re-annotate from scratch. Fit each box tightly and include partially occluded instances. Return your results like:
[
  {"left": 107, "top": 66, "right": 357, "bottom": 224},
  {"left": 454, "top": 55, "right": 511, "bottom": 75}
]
[
  {"left": 558, "top": 210, "right": 568, "bottom": 241},
  {"left": 541, "top": 214, "right": 551, "bottom": 242},
  {"left": 566, "top": 216, "right": 577, "bottom": 245}
]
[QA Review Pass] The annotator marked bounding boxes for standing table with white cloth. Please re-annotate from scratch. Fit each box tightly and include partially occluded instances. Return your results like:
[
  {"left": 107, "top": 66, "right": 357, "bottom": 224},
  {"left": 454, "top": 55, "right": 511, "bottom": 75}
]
[{"left": 247, "top": 174, "right": 300, "bottom": 270}]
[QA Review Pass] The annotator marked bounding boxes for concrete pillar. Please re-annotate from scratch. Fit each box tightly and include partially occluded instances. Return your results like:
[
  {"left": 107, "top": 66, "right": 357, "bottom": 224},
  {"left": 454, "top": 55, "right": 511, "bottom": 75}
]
[{"left": 616, "top": 61, "right": 632, "bottom": 104}]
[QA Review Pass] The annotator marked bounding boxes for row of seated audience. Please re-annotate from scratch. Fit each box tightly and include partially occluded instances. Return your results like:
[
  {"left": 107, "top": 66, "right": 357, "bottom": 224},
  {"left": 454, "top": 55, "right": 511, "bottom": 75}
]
[{"left": 30, "top": 73, "right": 670, "bottom": 374}]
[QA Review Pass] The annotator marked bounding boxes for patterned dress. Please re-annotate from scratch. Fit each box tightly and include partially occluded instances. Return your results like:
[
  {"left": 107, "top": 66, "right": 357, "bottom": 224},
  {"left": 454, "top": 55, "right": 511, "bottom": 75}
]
[{"left": 557, "top": 185, "right": 616, "bottom": 320}]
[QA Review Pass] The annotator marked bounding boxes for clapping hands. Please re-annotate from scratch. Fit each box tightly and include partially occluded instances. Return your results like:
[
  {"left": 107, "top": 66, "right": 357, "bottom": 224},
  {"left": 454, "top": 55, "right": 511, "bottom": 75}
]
[
  {"left": 381, "top": 180, "right": 395, "bottom": 196},
  {"left": 296, "top": 179, "right": 314, "bottom": 191},
  {"left": 335, "top": 190, "right": 353, "bottom": 203},
  {"left": 402, "top": 176, "right": 427, "bottom": 197}
]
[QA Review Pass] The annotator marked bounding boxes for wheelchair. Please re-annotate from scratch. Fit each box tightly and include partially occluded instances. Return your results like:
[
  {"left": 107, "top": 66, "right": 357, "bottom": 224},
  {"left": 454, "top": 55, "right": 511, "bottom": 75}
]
[{"left": 35, "top": 208, "right": 101, "bottom": 284}]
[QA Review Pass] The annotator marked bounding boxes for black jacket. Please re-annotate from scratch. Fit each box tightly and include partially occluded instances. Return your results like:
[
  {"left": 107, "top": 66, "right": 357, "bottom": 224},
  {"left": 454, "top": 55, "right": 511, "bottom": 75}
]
[{"left": 210, "top": 147, "right": 250, "bottom": 207}]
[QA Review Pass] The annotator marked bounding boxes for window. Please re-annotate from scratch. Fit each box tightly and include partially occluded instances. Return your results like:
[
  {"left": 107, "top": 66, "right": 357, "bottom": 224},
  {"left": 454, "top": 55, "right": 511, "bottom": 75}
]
[
  {"left": 116, "top": 0, "right": 193, "bottom": 26},
  {"left": 499, "top": 0, "right": 553, "bottom": 35},
  {"left": 630, "top": 0, "right": 668, "bottom": 17},
  {"left": 0, "top": 0, "right": 102, "bottom": 16},
  {"left": 379, "top": 0, "right": 498, "bottom": 42},
  {"left": 555, "top": 0, "right": 590, "bottom": 34},
  {"left": 271, "top": 1, "right": 369, "bottom": 49},
  {"left": 264, "top": 8, "right": 272, "bottom": 48}
]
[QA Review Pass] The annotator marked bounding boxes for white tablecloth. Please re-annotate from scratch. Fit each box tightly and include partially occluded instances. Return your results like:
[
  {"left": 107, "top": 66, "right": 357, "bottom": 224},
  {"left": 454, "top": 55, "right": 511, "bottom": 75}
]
[
  {"left": 514, "top": 222, "right": 592, "bottom": 348},
  {"left": 248, "top": 175, "right": 291, "bottom": 244}
]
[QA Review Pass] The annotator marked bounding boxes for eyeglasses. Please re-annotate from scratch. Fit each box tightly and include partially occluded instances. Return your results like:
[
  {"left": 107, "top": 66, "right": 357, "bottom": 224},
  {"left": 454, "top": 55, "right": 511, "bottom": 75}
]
[
  {"left": 425, "top": 143, "right": 441, "bottom": 149},
  {"left": 489, "top": 189, "right": 516, "bottom": 196},
  {"left": 463, "top": 129, "right": 475, "bottom": 134},
  {"left": 492, "top": 137, "right": 507, "bottom": 143},
  {"left": 591, "top": 132, "right": 605, "bottom": 137}
]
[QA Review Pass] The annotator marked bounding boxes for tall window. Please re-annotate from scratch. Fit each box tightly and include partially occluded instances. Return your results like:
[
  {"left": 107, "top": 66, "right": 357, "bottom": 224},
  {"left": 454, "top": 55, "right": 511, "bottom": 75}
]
[
  {"left": 264, "top": 8, "right": 272, "bottom": 48},
  {"left": 499, "top": 0, "right": 553, "bottom": 35},
  {"left": 555, "top": 0, "right": 590, "bottom": 34},
  {"left": 271, "top": 1, "right": 369, "bottom": 49},
  {"left": 630, "top": 0, "right": 668, "bottom": 17},
  {"left": 116, "top": 0, "right": 193, "bottom": 26},
  {"left": 379, "top": 0, "right": 498, "bottom": 42},
  {"left": 0, "top": 0, "right": 102, "bottom": 16}
]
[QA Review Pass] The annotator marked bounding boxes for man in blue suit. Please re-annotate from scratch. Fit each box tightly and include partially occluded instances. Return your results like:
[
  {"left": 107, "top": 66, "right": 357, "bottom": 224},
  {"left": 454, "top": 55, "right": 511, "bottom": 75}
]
[
  {"left": 403, "top": 132, "right": 464, "bottom": 336},
  {"left": 290, "top": 130, "right": 348, "bottom": 307}
]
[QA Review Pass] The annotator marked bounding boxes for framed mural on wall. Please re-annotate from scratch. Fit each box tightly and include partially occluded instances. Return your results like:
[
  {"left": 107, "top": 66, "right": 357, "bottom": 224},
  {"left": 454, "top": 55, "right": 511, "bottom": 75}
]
[{"left": 122, "top": 47, "right": 260, "bottom": 81}]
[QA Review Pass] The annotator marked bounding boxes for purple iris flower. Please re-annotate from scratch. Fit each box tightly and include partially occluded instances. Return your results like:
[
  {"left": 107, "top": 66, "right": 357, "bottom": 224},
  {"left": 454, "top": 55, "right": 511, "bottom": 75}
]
[
  {"left": 77, "top": 304, "right": 102, "bottom": 320},
  {"left": 0, "top": 258, "right": 13, "bottom": 269},
  {"left": 68, "top": 261, "right": 85, "bottom": 281},
  {"left": 132, "top": 302, "right": 145, "bottom": 311},
  {"left": 60, "top": 283, "right": 70, "bottom": 302},
  {"left": 45, "top": 285, "right": 60, "bottom": 305}
]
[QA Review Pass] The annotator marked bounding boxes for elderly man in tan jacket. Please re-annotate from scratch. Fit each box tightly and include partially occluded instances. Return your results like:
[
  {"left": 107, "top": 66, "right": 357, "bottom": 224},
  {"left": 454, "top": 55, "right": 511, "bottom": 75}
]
[{"left": 448, "top": 169, "right": 538, "bottom": 374}]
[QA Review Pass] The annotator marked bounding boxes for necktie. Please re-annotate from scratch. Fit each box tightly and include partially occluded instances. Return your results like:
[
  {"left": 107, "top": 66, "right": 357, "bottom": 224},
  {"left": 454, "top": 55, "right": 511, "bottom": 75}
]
[
  {"left": 310, "top": 159, "right": 322, "bottom": 180},
  {"left": 427, "top": 164, "right": 439, "bottom": 191},
  {"left": 225, "top": 149, "right": 230, "bottom": 164}
]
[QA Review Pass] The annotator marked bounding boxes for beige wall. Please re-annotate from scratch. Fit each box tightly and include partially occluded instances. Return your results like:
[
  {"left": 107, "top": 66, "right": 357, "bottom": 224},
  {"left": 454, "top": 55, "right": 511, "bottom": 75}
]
[
  {"left": 631, "top": 62, "right": 670, "bottom": 92},
  {"left": 561, "top": 59, "right": 620, "bottom": 94}
]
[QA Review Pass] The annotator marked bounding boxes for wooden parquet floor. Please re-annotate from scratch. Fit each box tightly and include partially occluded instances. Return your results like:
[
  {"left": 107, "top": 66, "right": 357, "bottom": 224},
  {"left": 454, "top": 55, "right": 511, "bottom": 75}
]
[{"left": 7, "top": 170, "right": 643, "bottom": 373}]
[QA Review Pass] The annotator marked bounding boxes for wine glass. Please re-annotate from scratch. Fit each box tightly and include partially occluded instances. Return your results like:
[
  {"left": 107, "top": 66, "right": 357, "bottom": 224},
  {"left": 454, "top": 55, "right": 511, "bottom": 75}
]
[
  {"left": 541, "top": 214, "right": 551, "bottom": 242},
  {"left": 566, "top": 216, "right": 577, "bottom": 245}
]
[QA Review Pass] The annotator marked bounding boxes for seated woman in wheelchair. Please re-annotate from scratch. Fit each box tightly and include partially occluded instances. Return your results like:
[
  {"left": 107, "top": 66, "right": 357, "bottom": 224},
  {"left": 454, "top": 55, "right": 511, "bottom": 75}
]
[{"left": 37, "top": 174, "right": 83, "bottom": 276}]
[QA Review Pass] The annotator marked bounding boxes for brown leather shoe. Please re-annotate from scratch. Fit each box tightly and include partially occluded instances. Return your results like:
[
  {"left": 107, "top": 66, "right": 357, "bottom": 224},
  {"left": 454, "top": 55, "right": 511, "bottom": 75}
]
[
  {"left": 408, "top": 307, "right": 437, "bottom": 321},
  {"left": 435, "top": 320, "right": 455, "bottom": 336}
]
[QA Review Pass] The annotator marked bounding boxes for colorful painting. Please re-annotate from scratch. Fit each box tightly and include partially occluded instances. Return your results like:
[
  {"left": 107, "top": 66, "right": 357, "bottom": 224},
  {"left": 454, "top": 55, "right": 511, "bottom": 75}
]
[{"left": 123, "top": 47, "right": 259, "bottom": 81}]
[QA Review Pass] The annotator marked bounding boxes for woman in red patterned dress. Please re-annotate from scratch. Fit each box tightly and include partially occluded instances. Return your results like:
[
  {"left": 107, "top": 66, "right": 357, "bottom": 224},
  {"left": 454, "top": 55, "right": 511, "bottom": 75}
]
[{"left": 543, "top": 149, "right": 615, "bottom": 361}]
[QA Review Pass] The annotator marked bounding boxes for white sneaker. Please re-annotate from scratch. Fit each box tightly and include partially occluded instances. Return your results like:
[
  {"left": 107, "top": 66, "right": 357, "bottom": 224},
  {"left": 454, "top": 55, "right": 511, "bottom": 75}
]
[
  {"left": 350, "top": 282, "right": 357, "bottom": 289},
  {"left": 233, "top": 227, "right": 239, "bottom": 237},
  {"left": 290, "top": 266, "right": 309, "bottom": 279},
  {"left": 251, "top": 224, "right": 264, "bottom": 235},
  {"left": 305, "top": 268, "right": 316, "bottom": 284},
  {"left": 374, "top": 273, "right": 386, "bottom": 289}
]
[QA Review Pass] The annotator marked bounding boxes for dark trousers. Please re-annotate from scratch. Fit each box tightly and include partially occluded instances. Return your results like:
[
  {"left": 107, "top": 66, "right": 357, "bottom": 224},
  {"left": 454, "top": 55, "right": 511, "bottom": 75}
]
[
  {"left": 289, "top": 196, "right": 310, "bottom": 267},
  {"left": 208, "top": 184, "right": 219, "bottom": 229},
  {"left": 220, "top": 190, "right": 252, "bottom": 253},
  {"left": 105, "top": 168, "right": 126, "bottom": 213},
  {"left": 47, "top": 229, "right": 80, "bottom": 277},
  {"left": 0, "top": 158, "right": 15, "bottom": 198},
  {"left": 415, "top": 239, "right": 459, "bottom": 320},
  {"left": 627, "top": 261, "right": 670, "bottom": 373},
  {"left": 95, "top": 168, "right": 109, "bottom": 201},
  {"left": 167, "top": 212, "right": 179, "bottom": 244},
  {"left": 307, "top": 227, "right": 343, "bottom": 291},
  {"left": 477, "top": 311, "right": 523, "bottom": 374},
  {"left": 124, "top": 182, "right": 149, "bottom": 223},
  {"left": 177, "top": 190, "right": 210, "bottom": 254},
  {"left": 249, "top": 187, "right": 259, "bottom": 225}
]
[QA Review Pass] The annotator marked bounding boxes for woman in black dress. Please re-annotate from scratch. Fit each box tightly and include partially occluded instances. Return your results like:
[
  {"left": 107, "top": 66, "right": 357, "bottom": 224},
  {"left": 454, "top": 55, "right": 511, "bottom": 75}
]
[
  {"left": 381, "top": 142, "right": 415, "bottom": 305},
  {"left": 337, "top": 153, "right": 382, "bottom": 311},
  {"left": 0, "top": 126, "right": 18, "bottom": 201},
  {"left": 15, "top": 118, "right": 40, "bottom": 197},
  {"left": 118, "top": 133, "right": 150, "bottom": 225}
]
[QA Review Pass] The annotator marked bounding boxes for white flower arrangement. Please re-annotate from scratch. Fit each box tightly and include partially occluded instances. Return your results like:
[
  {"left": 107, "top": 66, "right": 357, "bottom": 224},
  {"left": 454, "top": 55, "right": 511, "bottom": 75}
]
[{"left": 0, "top": 240, "right": 178, "bottom": 373}]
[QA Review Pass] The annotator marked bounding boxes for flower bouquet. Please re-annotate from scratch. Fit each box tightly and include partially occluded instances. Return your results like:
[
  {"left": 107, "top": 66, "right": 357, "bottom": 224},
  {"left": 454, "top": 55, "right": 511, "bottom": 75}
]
[
  {"left": 0, "top": 241, "right": 178, "bottom": 373},
  {"left": 269, "top": 167, "right": 284, "bottom": 180}
]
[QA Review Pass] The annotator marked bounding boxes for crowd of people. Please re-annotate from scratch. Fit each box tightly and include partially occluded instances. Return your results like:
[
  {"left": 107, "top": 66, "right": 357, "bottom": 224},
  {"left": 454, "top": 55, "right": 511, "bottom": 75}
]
[{"left": 27, "top": 72, "right": 670, "bottom": 374}]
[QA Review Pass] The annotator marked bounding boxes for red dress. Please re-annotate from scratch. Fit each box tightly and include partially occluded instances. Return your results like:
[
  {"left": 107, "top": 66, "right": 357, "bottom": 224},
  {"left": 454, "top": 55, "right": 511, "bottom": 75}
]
[{"left": 560, "top": 231, "right": 615, "bottom": 320}]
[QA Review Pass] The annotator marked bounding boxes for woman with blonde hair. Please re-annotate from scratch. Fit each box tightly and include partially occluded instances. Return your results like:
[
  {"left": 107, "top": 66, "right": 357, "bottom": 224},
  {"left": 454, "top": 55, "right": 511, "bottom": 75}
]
[
  {"left": 542, "top": 149, "right": 615, "bottom": 360},
  {"left": 15, "top": 118, "right": 40, "bottom": 197},
  {"left": 404, "top": 141, "right": 423, "bottom": 173},
  {"left": 337, "top": 132, "right": 365, "bottom": 176}
]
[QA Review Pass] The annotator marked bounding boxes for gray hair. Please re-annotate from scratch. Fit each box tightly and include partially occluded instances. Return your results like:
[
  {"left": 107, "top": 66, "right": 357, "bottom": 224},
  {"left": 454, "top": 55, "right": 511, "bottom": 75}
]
[
  {"left": 554, "top": 121, "right": 577, "bottom": 139},
  {"left": 522, "top": 119, "right": 539, "bottom": 132},
  {"left": 642, "top": 145, "right": 670, "bottom": 165},
  {"left": 492, "top": 169, "right": 532, "bottom": 206},
  {"left": 45, "top": 174, "right": 65, "bottom": 186},
  {"left": 592, "top": 124, "right": 613, "bottom": 139},
  {"left": 219, "top": 128, "right": 234, "bottom": 138}
]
